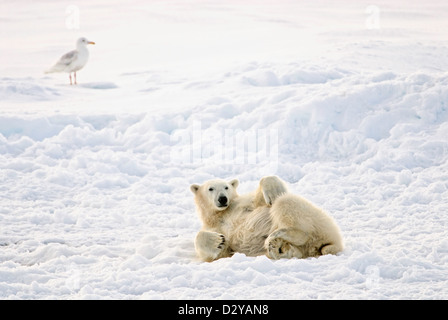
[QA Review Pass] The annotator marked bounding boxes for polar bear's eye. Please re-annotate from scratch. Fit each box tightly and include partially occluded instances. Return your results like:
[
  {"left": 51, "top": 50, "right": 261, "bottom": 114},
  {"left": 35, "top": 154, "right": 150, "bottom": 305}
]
[
  {"left": 208, "top": 187, "right": 214, "bottom": 191},
  {"left": 224, "top": 186, "right": 229, "bottom": 190}
]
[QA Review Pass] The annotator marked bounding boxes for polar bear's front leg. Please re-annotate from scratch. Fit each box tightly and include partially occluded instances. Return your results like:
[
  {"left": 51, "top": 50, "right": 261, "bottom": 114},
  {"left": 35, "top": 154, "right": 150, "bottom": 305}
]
[
  {"left": 254, "top": 176, "right": 288, "bottom": 207},
  {"left": 195, "top": 231, "right": 230, "bottom": 262}
]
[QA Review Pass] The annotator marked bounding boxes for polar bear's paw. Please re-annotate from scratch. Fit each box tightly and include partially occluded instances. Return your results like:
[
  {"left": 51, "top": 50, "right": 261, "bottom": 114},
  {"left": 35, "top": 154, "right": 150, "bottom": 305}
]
[
  {"left": 216, "top": 234, "right": 226, "bottom": 249},
  {"left": 195, "top": 231, "right": 229, "bottom": 261},
  {"left": 203, "top": 232, "right": 226, "bottom": 251},
  {"left": 260, "top": 176, "right": 288, "bottom": 206},
  {"left": 265, "top": 232, "right": 303, "bottom": 260}
]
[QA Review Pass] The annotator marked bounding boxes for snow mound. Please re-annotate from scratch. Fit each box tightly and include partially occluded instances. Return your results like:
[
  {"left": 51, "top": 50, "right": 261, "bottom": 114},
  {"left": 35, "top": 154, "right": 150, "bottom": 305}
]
[
  {"left": 1, "top": 63, "right": 448, "bottom": 299},
  {"left": 243, "top": 65, "right": 347, "bottom": 87},
  {"left": 0, "top": 78, "right": 60, "bottom": 101},
  {"left": 78, "top": 82, "right": 118, "bottom": 90}
]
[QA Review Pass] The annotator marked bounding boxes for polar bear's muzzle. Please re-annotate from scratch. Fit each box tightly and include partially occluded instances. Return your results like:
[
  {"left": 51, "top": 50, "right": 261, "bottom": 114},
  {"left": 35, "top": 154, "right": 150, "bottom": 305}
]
[{"left": 216, "top": 195, "right": 229, "bottom": 208}]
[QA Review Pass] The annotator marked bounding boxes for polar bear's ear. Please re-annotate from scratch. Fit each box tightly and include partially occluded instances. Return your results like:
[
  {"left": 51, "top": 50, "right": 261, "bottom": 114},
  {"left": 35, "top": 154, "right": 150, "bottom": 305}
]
[
  {"left": 229, "top": 179, "right": 239, "bottom": 189},
  {"left": 190, "top": 184, "right": 200, "bottom": 194}
]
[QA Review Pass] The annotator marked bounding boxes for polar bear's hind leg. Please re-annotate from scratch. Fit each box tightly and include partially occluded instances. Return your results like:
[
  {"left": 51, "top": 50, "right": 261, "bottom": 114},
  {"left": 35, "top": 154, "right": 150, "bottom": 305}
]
[
  {"left": 320, "top": 243, "right": 342, "bottom": 256},
  {"left": 265, "top": 228, "right": 307, "bottom": 259},
  {"left": 266, "top": 237, "right": 302, "bottom": 259}
]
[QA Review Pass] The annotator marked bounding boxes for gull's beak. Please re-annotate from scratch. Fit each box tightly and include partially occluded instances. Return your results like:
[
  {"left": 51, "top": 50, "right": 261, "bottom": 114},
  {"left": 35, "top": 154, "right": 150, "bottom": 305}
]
[{"left": 88, "top": 41, "right": 95, "bottom": 45}]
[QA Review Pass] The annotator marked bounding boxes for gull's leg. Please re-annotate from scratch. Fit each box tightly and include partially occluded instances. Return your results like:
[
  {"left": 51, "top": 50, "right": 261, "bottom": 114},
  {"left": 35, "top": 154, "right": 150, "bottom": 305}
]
[
  {"left": 74, "top": 72, "right": 77, "bottom": 85},
  {"left": 69, "top": 73, "right": 72, "bottom": 85}
]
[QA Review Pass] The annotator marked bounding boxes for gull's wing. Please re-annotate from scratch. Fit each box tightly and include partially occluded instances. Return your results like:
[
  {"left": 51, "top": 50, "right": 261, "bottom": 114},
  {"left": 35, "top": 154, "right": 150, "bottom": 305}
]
[
  {"left": 45, "top": 50, "right": 79, "bottom": 73},
  {"left": 58, "top": 50, "right": 78, "bottom": 66}
]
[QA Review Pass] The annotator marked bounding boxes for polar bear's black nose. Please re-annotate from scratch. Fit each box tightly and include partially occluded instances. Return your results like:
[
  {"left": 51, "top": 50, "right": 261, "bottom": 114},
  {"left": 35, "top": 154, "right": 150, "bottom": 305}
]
[{"left": 218, "top": 196, "right": 228, "bottom": 206}]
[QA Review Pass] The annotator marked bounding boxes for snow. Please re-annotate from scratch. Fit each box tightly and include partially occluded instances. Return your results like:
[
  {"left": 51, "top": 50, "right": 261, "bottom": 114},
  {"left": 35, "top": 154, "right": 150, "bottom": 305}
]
[{"left": 1, "top": 0, "right": 448, "bottom": 299}]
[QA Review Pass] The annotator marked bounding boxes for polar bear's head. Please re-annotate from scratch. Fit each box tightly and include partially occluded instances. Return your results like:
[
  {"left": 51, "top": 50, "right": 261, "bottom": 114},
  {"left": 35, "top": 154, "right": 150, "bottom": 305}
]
[{"left": 190, "top": 179, "right": 239, "bottom": 212}]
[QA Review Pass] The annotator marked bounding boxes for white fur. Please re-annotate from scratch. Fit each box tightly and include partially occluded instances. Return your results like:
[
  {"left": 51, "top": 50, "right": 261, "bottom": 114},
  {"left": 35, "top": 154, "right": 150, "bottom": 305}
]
[{"left": 191, "top": 176, "right": 343, "bottom": 262}]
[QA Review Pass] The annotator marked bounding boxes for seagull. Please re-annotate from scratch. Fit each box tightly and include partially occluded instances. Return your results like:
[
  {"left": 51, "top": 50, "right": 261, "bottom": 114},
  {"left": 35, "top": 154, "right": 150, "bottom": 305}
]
[{"left": 45, "top": 37, "right": 95, "bottom": 85}]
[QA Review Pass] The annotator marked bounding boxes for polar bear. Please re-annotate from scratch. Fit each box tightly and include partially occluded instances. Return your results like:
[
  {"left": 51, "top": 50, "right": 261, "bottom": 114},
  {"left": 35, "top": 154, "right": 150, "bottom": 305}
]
[{"left": 190, "top": 176, "right": 343, "bottom": 262}]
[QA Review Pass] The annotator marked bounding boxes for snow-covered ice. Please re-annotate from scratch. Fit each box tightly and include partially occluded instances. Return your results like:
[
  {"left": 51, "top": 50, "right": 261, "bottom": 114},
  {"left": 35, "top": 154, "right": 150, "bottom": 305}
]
[{"left": 1, "top": 0, "right": 448, "bottom": 299}]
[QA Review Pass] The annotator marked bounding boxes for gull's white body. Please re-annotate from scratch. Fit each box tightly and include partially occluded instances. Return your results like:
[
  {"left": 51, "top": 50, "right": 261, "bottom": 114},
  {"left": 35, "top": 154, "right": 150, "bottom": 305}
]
[{"left": 45, "top": 37, "right": 95, "bottom": 85}]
